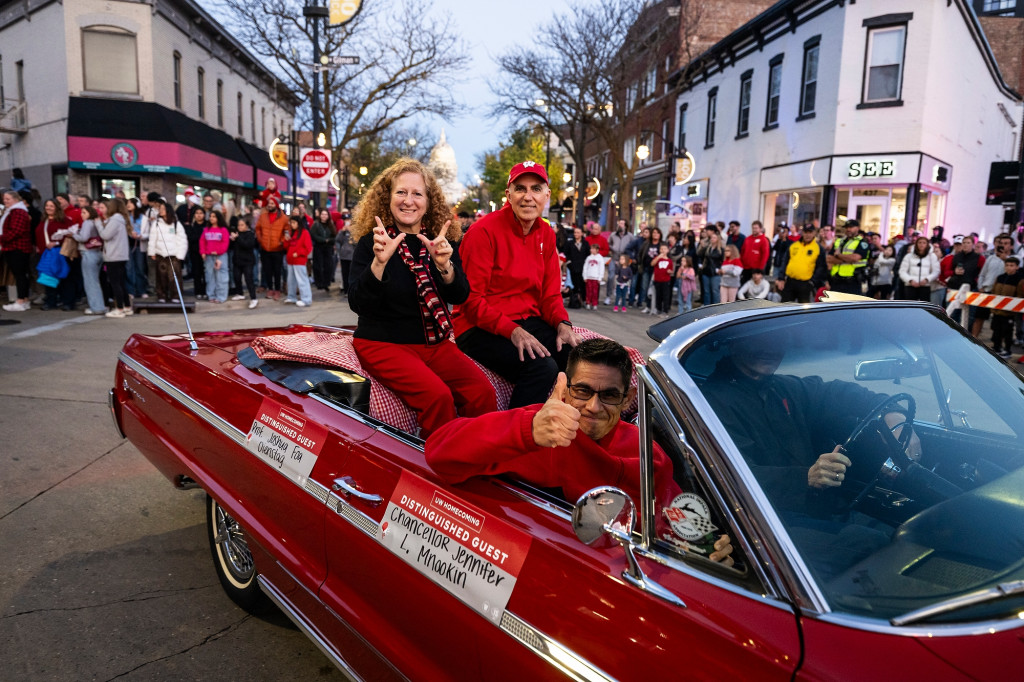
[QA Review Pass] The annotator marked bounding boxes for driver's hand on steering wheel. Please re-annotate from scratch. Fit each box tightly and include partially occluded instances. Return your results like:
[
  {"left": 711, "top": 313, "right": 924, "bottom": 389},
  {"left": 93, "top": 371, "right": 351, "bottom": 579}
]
[
  {"left": 884, "top": 412, "right": 923, "bottom": 461},
  {"left": 808, "top": 445, "right": 852, "bottom": 489}
]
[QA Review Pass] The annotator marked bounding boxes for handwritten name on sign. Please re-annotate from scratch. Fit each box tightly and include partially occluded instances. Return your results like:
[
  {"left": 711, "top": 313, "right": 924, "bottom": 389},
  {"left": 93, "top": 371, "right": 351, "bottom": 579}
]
[
  {"left": 378, "top": 471, "right": 532, "bottom": 624},
  {"left": 245, "top": 397, "right": 327, "bottom": 486}
]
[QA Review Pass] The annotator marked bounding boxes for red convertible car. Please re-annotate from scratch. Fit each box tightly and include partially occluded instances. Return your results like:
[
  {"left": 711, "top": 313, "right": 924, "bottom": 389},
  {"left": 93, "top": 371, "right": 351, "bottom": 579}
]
[{"left": 111, "top": 300, "right": 1024, "bottom": 680}]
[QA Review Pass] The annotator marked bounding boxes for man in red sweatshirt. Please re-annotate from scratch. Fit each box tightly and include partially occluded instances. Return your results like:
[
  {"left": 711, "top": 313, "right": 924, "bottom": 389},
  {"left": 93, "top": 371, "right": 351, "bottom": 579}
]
[
  {"left": 454, "top": 161, "right": 581, "bottom": 407},
  {"left": 740, "top": 220, "right": 771, "bottom": 285},
  {"left": 426, "top": 338, "right": 735, "bottom": 563}
]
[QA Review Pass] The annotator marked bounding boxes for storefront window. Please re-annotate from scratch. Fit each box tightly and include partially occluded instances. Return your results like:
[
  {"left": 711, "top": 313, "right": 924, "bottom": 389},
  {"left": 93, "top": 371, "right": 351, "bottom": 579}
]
[
  {"left": 633, "top": 178, "right": 660, "bottom": 228},
  {"left": 96, "top": 177, "right": 139, "bottom": 200},
  {"left": 761, "top": 188, "right": 822, "bottom": 236},
  {"left": 889, "top": 188, "right": 907, "bottom": 241}
]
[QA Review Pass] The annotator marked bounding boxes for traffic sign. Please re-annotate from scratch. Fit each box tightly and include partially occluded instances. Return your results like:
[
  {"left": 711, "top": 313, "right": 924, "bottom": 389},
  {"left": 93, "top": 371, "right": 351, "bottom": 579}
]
[
  {"left": 300, "top": 147, "right": 332, "bottom": 192},
  {"left": 330, "top": 55, "right": 359, "bottom": 65}
]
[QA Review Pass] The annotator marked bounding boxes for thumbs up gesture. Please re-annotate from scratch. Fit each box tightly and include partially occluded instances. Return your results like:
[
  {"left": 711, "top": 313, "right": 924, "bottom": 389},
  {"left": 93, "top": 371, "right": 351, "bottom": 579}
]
[
  {"left": 531, "top": 372, "right": 581, "bottom": 448},
  {"left": 370, "top": 216, "right": 406, "bottom": 280}
]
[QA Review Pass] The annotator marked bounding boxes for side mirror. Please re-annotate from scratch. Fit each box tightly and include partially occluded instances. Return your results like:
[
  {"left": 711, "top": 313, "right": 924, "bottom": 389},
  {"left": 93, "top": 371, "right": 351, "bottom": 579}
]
[
  {"left": 572, "top": 486, "right": 634, "bottom": 545},
  {"left": 572, "top": 486, "right": 686, "bottom": 609}
]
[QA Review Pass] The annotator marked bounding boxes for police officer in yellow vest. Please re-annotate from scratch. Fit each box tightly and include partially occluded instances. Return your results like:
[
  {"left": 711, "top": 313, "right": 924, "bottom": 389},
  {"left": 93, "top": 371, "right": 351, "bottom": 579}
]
[
  {"left": 827, "top": 219, "right": 871, "bottom": 295},
  {"left": 776, "top": 224, "right": 829, "bottom": 303}
]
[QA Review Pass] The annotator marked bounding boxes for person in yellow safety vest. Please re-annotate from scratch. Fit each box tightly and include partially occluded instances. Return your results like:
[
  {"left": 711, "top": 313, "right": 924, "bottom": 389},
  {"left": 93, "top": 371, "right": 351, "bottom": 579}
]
[
  {"left": 827, "top": 219, "right": 871, "bottom": 295},
  {"left": 776, "top": 224, "right": 829, "bottom": 303}
]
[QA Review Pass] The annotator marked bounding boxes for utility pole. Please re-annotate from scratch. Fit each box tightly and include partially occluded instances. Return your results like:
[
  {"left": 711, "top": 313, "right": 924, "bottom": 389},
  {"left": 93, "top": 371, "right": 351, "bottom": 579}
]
[{"left": 303, "top": 0, "right": 328, "bottom": 210}]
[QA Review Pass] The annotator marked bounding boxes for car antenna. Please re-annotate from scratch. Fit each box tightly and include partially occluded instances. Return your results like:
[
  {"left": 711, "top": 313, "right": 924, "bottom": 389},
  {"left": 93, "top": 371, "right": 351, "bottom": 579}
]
[{"left": 152, "top": 200, "right": 198, "bottom": 351}]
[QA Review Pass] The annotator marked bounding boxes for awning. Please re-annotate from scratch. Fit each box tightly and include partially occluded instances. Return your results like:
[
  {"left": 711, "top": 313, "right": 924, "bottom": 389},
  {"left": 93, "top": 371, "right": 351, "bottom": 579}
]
[
  {"left": 236, "top": 138, "right": 290, "bottom": 193},
  {"left": 66, "top": 97, "right": 275, "bottom": 190}
]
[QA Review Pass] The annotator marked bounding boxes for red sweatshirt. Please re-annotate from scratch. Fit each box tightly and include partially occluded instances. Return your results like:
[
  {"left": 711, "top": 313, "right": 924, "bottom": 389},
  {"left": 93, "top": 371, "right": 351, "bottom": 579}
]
[
  {"left": 740, "top": 234, "right": 771, "bottom": 270},
  {"left": 452, "top": 205, "right": 568, "bottom": 339},
  {"left": 426, "top": 405, "right": 722, "bottom": 552}
]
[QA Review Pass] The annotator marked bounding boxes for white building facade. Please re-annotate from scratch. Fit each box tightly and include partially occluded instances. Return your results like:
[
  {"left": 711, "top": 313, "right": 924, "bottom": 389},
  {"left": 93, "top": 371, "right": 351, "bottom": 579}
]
[
  {"left": 0, "top": 0, "right": 297, "bottom": 201},
  {"left": 669, "top": 0, "right": 1022, "bottom": 241}
]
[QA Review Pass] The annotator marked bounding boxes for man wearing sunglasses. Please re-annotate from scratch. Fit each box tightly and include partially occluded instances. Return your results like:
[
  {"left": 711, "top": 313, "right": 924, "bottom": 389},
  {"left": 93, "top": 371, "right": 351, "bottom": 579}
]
[{"left": 426, "top": 338, "right": 735, "bottom": 565}]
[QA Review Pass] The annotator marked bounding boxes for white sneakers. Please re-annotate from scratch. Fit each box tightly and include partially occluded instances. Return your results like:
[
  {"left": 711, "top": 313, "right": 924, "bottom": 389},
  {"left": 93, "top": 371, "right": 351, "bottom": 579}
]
[
  {"left": 230, "top": 294, "right": 245, "bottom": 301},
  {"left": 105, "top": 309, "right": 126, "bottom": 318},
  {"left": 296, "top": 301, "right": 308, "bottom": 307},
  {"left": 248, "top": 299, "right": 258, "bottom": 309},
  {"left": 3, "top": 301, "right": 30, "bottom": 312}
]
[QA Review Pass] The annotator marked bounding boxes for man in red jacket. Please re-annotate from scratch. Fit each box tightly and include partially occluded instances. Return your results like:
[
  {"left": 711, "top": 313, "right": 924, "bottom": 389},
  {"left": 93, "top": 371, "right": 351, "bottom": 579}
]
[
  {"left": 454, "top": 161, "right": 581, "bottom": 407},
  {"left": 426, "top": 338, "right": 735, "bottom": 563},
  {"left": 740, "top": 220, "right": 771, "bottom": 285}
]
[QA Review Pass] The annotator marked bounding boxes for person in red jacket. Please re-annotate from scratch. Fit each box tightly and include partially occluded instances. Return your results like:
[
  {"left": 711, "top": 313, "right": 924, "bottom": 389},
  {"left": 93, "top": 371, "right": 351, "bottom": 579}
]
[
  {"left": 740, "top": 220, "right": 771, "bottom": 285},
  {"left": 257, "top": 177, "right": 282, "bottom": 209},
  {"left": 453, "top": 161, "right": 581, "bottom": 408},
  {"left": 1, "top": 190, "right": 35, "bottom": 311},
  {"left": 255, "top": 195, "right": 288, "bottom": 299},
  {"left": 426, "top": 338, "right": 735, "bottom": 563},
  {"left": 282, "top": 215, "right": 313, "bottom": 306}
]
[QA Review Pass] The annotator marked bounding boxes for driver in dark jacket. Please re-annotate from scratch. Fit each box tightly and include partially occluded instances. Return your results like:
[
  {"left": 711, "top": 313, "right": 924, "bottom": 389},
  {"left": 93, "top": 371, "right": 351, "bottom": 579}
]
[{"left": 700, "top": 334, "right": 921, "bottom": 578}]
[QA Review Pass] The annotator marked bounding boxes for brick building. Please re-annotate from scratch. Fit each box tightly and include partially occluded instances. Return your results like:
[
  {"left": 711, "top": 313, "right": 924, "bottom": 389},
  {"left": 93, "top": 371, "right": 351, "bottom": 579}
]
[{"left": 0, "top": 0, "right": 297, "bottom": 203}]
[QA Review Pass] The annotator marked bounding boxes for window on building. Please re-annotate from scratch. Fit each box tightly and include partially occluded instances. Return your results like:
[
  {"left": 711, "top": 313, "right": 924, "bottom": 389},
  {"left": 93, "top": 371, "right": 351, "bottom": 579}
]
[
  {"left": 261, "top": 107, "right": 266, "bottom": 147},
  {"left": 173, "top": 52, "right": 182, "bottom": 108},
  {"left": 737, "top": 70, "right": 752, "bottom": 137},
  {"left": 216, "top": 80, "right": 223, "bottom": 128},
  {"left": 677, "top": 103, "right": 687, "bottom": 152},
  {"left": 662, "top": 118, "right": 671, "bottom": 158},
  {"left": 705, "top": 87, "right": 717, "bottom": 148},
  {"left": 250, "top": 100, "right": 256, "bottom": 141},
  {"left": 0, "top": 56, "right": 5, "bottom": 103},
  {"left": 82, "top": 27, "right": 139, "bottom": 94},
  {"left": 625, "top": 82, "right": 638, "bottom": 114},
  {"left": 237, "top": 92, "right": 243, "bottom": 135},
  {"left": 982, "top": 0, "right": 1016, "bottom": 12},
  {"left": 197, "top": 68, "right": 205, "bottom": 119},
  {"left": 862, "top": 19, "right": 908, "bottom": 104},
  {"left": 765, "top": 55, "right": 783, "bottom": 129},
  {"left": 800, "top": 37, "right": 820, "bottom": 118},
  {"left": 15, "top": 59, "right": 24, "bottom": 101}
]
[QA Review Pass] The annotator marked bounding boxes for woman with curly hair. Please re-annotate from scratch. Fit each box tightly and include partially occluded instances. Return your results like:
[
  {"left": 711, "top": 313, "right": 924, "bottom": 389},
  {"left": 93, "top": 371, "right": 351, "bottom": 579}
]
[{"left": 348, "top": 158, "right": 495, "bottom": 436}]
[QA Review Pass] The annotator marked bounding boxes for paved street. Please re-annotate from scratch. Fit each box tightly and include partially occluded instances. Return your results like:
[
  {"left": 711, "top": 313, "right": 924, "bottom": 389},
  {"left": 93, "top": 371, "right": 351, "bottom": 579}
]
[{"left": 0, "top": 287, "right": 658, "bottom": 681}]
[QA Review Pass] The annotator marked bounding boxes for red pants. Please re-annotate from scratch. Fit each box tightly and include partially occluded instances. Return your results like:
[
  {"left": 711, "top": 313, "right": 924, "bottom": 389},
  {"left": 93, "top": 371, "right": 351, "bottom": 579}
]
[
  {"left": 353, "top": 338, "right": 497, "bottom": 437},
  {"left": 585, "top": 279, "right": 600, "bottom": 307}
]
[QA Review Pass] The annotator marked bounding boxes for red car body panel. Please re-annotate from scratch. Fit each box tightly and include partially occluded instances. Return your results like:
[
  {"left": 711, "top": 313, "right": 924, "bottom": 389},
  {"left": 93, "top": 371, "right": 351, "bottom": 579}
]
[{"left": 112, "top": 323, "right": 1024, "bottom": 680}]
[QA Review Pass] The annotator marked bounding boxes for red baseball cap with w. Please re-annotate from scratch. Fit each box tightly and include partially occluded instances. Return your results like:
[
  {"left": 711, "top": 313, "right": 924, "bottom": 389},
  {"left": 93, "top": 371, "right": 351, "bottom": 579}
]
[{"left": 507, "top": 161, "right": 549, "bottom": 187}]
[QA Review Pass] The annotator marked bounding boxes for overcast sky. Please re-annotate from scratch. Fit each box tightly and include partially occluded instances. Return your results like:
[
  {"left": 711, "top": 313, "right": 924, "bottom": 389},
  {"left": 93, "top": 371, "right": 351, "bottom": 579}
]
[{"left": 425, "top": 0, "right": 575, "bottom": 182}]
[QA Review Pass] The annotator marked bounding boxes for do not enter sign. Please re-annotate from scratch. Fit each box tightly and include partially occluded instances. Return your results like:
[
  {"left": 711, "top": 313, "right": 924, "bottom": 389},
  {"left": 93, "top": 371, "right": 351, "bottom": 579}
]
[{"left": 299, "top": 147, "right": 332, "bottom": 191}]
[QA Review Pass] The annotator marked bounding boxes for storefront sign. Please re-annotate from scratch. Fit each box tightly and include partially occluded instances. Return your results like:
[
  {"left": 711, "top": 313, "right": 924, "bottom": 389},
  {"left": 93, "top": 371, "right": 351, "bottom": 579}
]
[
  {"left": 847, "top": 159, "right": 895, "bottom": 179},
  {"left": 675, "top": 151, "right": 696, "bottom": 185},
  {"left": 378, "top": 471, "right": 532, "bottom": 624},
  {"left": 329, "top": 0, "right": 363, "bottom": 26},
  {"left": 245, "top": 397, "right": 328, "bottom": 487},
  {"left": 110, "top": 142, "right": 138, "bottom": 168}
]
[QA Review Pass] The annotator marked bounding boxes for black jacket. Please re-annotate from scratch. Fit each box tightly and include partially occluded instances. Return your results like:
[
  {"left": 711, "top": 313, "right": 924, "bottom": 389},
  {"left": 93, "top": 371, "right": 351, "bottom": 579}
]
[{"left": 349, "top": 229, "right": 469, "bottom": 344}]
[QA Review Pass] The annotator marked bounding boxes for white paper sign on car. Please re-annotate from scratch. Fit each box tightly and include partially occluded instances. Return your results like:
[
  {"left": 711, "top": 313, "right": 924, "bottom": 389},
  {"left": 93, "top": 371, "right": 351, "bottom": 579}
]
[
  {"left": 378, "top": 470, "right": 532, "bottom": 624},
  {"left": 245, "top": 397, "right": 327, "bottom": 486}
]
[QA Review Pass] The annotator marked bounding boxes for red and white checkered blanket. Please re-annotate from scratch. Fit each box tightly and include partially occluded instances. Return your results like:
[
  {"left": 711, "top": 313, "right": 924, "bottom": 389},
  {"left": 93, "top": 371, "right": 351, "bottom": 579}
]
[{"left": 249, "top": 328, "right": 646, "bottom": 436}]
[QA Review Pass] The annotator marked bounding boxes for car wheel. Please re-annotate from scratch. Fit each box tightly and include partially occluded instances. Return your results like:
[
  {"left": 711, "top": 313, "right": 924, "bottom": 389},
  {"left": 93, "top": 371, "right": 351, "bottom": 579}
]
[{"left": 206, "top": 494, "right": 267, "bottom": 613}]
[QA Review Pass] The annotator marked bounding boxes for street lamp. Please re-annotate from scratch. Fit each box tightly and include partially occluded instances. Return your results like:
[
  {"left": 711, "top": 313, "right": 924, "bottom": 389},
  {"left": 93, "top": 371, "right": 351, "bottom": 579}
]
[
  {"left": 636, "top": 144, "right": 650, "bottom": 161},
  {"left": 359, "top": 166, "right": 368, "bottom": 176},
  {"left": 563, "top": 171, "right": 572, "bottom": 184}
]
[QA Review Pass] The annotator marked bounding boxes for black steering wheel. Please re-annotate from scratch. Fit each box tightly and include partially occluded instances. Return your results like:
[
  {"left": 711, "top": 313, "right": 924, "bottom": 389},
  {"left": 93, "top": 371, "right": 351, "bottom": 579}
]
[{"left": 841, "top": 393, "right": 916, "bottom": 510}]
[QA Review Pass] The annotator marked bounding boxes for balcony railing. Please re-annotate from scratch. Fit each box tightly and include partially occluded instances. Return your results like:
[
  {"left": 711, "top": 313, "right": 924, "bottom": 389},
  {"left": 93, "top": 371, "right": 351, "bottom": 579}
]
[{"left": 0, "top": 99, "right": 28, "bottom": 134}]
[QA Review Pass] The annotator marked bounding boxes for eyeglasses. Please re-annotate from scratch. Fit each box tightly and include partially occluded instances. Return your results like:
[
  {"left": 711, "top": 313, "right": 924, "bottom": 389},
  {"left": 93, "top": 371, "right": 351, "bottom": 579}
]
[{"left": 566, "top": 383, "right": 628, "bottom": 406}]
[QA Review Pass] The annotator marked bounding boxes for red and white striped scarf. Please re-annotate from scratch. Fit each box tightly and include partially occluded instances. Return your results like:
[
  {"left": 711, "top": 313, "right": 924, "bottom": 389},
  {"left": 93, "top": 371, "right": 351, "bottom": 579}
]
[{"left": 387, "top": 224, "right": 453, "bottom": 345}]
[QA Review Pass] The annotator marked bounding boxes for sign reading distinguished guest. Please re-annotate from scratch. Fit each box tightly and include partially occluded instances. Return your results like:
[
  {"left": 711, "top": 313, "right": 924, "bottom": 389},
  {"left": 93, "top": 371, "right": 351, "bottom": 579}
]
[{"left": 377, "top": 471, "right": 532, "bottom": 624}]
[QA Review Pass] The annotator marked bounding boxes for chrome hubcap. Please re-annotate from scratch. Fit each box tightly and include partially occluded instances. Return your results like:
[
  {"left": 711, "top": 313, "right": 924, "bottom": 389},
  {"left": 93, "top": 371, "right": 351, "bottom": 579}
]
[{"left": 215, "top": 505, "right": 254, "bottom": 581}]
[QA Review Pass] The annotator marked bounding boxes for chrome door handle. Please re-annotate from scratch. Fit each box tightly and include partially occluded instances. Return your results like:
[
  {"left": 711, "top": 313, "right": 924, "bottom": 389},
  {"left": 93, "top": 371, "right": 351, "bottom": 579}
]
[{"left": 332, "top": 476, "right": 383, "bottom": 507}]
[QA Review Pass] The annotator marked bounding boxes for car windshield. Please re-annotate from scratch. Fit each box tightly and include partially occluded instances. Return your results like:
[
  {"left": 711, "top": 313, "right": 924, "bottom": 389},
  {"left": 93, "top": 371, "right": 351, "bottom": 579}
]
[{"left": 681, "top": 305, "right": 1024, "bottom": 623}]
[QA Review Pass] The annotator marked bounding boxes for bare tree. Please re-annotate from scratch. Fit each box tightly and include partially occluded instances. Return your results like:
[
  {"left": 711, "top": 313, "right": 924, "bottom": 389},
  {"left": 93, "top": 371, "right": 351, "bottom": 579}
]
[
  {"left": 214, "top": 0, "right": 469, "bottom": 160},
  {"left": 490, "top": 0, "right": 640, "bottom": 227}
]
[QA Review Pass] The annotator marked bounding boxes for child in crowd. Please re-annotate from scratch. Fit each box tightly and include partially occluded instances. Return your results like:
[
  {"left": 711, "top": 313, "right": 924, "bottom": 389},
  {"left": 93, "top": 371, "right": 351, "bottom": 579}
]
[
  {"left": 990, "top": 256, "right": 1024, "bottom": 358},
  {"left": 282, "top": 216, "right": 313, "bottom": 307},
  {"left": 582, "top": 243, "right": 606, "bottom": 310},
  {"left": 737, "top": 269, "right": 770, "bottom": 300},
  {"left": 651, "top": 243, "right": 674, "bottom": 316},
  {"left": 231, "top": 217, "right": 259, "bottom": 309},
  {"left": 868, "top": 244, "right": 896, "bottom": 300},
  {"left": 199, "top": 210, "right": 230, "bottom": 303},
  {"left": 720, "top": 244, "right": 744, "bottom": 303},
  {"left": 676, "top": 255, "right": 697, "bottom": 313},
  {"left": 612, "top": 254, "right": 633, "bottom": 312}
]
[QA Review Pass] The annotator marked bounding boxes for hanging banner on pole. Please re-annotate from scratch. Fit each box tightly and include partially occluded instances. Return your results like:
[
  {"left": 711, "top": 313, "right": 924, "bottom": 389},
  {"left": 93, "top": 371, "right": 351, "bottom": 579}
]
[
  {"left": 300, "top": 147, "right": 332, "bottom": 192},
  {"left": 329, "top": 0, "right": 364, "bottom": 26}
]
